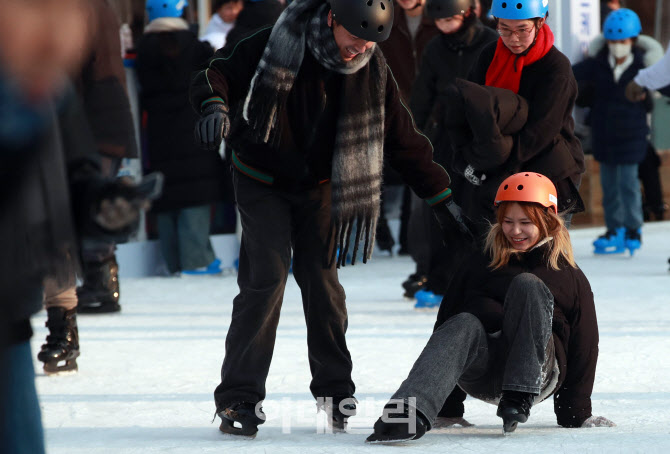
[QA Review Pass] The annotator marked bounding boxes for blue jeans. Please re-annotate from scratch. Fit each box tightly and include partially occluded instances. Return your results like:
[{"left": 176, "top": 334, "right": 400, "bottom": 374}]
[
  {"left": 0, "top": 342, "right": 45, "bottom": 454},
  {"left": 599, "top": 162, "right": 643, "bottom": 232},
  {"left": 390, "top": 274, "right": 555, "bottom": 427},
  {"left": 156, "top": 205, "right": 215, "bottom": 273}
]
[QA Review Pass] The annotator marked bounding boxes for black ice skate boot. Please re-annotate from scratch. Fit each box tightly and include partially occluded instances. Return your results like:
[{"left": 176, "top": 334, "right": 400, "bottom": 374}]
[
  {"left": 402, "top": 274, "right": 428, "bottom": 299},
  {"left": 317, "top": 396, "right": 357, "bottom": 432},
  {"left": 496, "top": 391, "right": 535, "bottom": 435},
  {"left": 37, "top": 307, "right": 80, "bottom": 375},
  {"left": 77, "top": 256, "right": 121, "bottom": 313},
  {"left": 218, "top": 402, "right": 266, "bottom": 438},
  {"left": 366, "top": 402, "right": 429, "bottom": 443}
]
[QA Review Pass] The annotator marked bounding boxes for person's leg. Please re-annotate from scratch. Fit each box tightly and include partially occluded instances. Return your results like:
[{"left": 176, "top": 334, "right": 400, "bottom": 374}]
[
  {"left": 156, "top": 210, "right": 181, "bottom": 273},
  {"left": 177, "top": 204, "right": 216, "bottom": 270},
  {"left": 398, "top": 185, "right": 412, "bottom": 254},
  {"left": 0, "top": 342, "right": 46, "bottom": 454},
  {"left": 390, "top": 312, "right": 491, "bottom": 425},
  {"left": 599, "top": 162, "right": 623, "bottom": 232},
  {"left": 39, "top": 278, "right": 80, "bottom": 374},
  {"left": 620, "top": 163, "right": 643, "bottom": 232},
  {"left": 77, "top": 156, "right": 122, "bottom": 313},
  {"left": 214, "top": 172, "right": 293, "bottom": 412},
  {"left": 500, "top": 273, "right": 554, "bottom": 394},
  {"left": 290, "top": 183, "right": 354, "bottom": 401}
]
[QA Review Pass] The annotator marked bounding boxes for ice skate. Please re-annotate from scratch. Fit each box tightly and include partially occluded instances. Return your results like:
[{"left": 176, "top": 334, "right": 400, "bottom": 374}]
[
  {"left": 317, "top": 396, "right": 357, "bottom": 432},
  {"left": 414, "top": 289, "right": 442, "bottom": 310},
  {"left": 182, "top": 258, "right": 223, "bottom": 275},
  {"left": 593, "top": 227, "right": 625, "bottom": 254},
  {"left": 38, "top": 307, "right": 80, "bottom": 375},
  {"left": 218, "top": 402, "right": 266, "bottom": 438},
  {"left": 496, "top": 391, "right": 534, "bottom": 435},
  {"left": 77, "top": 256, "right": 121, "bottom": 313},
  {"left": 366, "top": 403, "right": 428, "bottom": 443},
  {"left": 624, "top": 228, "right": 642, "bottom": 256},
  {"left": 402, "top": 274, "right": 428, "bottom": 299}
]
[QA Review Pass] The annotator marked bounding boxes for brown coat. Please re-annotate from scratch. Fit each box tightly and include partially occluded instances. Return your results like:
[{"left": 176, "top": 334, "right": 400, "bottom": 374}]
[{"left": 378, "top": 7, "right": 439, "bottom": 102}]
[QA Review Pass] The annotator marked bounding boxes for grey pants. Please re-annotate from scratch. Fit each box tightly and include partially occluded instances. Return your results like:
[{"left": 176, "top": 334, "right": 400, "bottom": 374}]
[
  {"left": 391, "top": 273, "right": 555, "bottom": 426},
  {"left": 156, "top": 205, "right": 215, "bottom": 273}
]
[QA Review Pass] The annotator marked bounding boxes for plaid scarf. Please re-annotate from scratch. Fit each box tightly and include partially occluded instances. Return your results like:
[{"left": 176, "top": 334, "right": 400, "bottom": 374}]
[{"left": 243, "top": 0, "right": 387, "bottom": 267}]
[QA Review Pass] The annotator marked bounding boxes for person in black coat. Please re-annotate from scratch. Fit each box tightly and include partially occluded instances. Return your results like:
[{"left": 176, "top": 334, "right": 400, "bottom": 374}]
[
  {"left": 402, "top": 0, "right": 498, "bottom": 303},
  {"left": 189, "top": 0, "right": 473, "bottom": 437},
  {"left": 137, "top": 3, "right": 228, "bottom": 275},
  {"left": 366, "top": 173, "right": 615, "bottom": 443},
  {"left": 223, "top": 0, "right": 285, "bottom": 47},
  {"left": 572, "top": 9, "right": 653, "bottom": 255}
]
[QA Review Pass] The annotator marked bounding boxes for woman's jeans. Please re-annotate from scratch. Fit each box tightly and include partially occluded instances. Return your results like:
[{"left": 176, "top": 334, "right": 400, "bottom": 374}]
[{"left": 390, "top": 273, "right": 555, "bottom": 427}]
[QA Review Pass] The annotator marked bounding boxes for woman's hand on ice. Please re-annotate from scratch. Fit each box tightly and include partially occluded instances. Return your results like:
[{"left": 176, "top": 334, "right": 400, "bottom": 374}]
[{"left": 581, "top": 415, "right": 616, "bottom": 427}]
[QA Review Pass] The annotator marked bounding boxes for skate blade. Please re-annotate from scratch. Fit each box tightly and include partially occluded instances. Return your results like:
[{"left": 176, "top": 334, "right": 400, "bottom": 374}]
[
  {"left": 365, "top": 436, "right": 413, "bottom": 444},
  {"left": 43, "top": 360, "right": 78, "bottom": 376},
  {"left": 593, "top": 247, "right": 625, "bottom": 255},
  {"left": 502, "top": 421, "right": 518, "bottom": 435},
  {"left": 219, "top": 419, "right": 258, "bottom": 439}
]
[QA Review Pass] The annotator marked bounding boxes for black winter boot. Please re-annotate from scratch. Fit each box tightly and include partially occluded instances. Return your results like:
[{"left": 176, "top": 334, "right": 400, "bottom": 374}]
[
  {"left": 496, "top": 391, "right": 535, "bottom": 434},
  {"left": 402, "top": 274, "right": 429, "bottom": 299},
  {"left": 317, "top": 396, "right": 357, "bottom": 432},
  {"left": 366, "top": 402, "right": 429, "bottom": 443},
  {"left": 218, "top": 402, "right": 266, "bottom": 438},
  {"left": 37, "top": 307, "right": 80, "bottom": 375},
  {"left": 77, "top": 256, "right": 121, "bottom": 313}
]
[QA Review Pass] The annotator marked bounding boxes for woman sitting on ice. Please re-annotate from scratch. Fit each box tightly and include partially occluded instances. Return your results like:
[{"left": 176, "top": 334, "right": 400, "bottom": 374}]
[{"left": 367, "top": 172, "right": 615, "bottom": 443}]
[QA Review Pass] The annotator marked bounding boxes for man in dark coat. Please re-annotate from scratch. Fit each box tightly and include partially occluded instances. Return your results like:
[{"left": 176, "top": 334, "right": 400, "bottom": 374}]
[
  {"left": 403, "top": 0, "right": 498, "bottom": 302},
  {"left": 136, "top": 1, "right": 228, "bottom": 275},
  {"left": 223, "top": 0, "right": 285, "bottom": 47},
  {"left": 190, "top": 0, "right": 472, "bottom": 437},
  {"left": 378, "top": 0, "right": 439, "bottom": 255},
  {"left": 75, "top": 0, "right": 140, "bottom": 314}
]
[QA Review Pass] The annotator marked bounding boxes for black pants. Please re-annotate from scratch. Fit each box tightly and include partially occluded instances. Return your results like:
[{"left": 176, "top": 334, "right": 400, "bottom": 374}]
[{"left": 215, "top": 172, "right": 355, "bottom": 411}]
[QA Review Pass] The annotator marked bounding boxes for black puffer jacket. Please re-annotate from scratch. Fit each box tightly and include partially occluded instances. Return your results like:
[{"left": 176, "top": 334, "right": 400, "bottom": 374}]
[
  {"left": 468, "top": 43, "right": 585, "bottom": 219},
  {"left": 435, "top": 244, "right": 599, "bottom": 428},
  {"left": 137, "top": 29, "right": 230, "bottom": 211}
]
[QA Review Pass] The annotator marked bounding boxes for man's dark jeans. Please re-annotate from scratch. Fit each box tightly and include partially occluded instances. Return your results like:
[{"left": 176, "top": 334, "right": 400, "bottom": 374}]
[{"left": 215, "top": 172, "right": 355, "bottom": 411}]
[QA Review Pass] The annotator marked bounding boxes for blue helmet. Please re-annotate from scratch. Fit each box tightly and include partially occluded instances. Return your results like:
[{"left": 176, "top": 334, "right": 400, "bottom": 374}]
[
  {"left": 603, "top": 8, "right": 641, "bottom": 40},
  {"left": 491, "top": 0, "right": 548, "bottom": 20},
  {"left": 146, "top": 0, "right": 188, "bottom": 22}
]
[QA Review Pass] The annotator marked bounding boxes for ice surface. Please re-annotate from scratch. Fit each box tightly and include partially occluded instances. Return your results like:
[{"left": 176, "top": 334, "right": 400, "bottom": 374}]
[{"left": 32, "top": 222, "right": 670, "bottom": 453}]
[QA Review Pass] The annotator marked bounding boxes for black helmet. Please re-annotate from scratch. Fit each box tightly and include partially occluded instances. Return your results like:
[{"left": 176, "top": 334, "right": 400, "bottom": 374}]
[
  {"left": 425, "top": 0, "right": 474, "bottom": 19},
  {"left": 329, "top": 0, "right": 394, "bottom": 42}
]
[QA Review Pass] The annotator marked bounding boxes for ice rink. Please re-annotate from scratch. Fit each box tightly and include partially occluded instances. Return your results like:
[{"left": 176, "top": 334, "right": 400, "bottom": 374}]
[{"left": 32, "top": 222, "right": 670, "bottom": 453}]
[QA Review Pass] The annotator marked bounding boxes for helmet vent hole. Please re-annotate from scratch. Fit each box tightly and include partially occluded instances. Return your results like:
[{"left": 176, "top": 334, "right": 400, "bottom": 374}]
[
  {"left": 503, "top": 184, "right": 509, "bottom": 190},
  {"left": 524, "top": 173, "right": 529, "bottom": 176},
  {"left": 516, "top": 3, "right": 522, "bottom": 9},
  {"left": 367, "top": 0, "right": 373, "bottom": 6},
  {"left": 163, "top": 3, "right": 168, "bottom": 8},
  {"left": 380, "top": 2, "right": 385, "bottom": 10},
  {"left": 378, "top": 25, "right": 384, "bottom": 32},
  {"left": 517, "top": 185, "right": 524, "bottom": 191},
  {"left": 501, "top": 2, "right": 507, "bottom": 8},
  {"left": 361, "top": 20, "right": 368, "bottom": 29}
]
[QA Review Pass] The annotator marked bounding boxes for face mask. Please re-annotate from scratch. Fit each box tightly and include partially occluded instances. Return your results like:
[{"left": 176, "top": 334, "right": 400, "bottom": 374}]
[{"left": 608, "top": 42, "right": 632, "bottom": 59}]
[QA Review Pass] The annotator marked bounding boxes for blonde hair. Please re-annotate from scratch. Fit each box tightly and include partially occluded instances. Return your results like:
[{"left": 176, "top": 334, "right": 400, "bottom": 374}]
[{"left": 485, "top": 202, "right": 576, "bottom": 271}]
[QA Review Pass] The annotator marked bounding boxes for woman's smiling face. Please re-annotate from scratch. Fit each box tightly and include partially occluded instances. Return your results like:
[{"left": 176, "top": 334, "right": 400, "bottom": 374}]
[{"left": 502, "top": 202, "right": 540, "bottom": 251}]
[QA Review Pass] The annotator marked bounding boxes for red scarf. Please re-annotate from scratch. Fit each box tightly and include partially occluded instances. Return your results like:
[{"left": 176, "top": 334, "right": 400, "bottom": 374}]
[{"left": 485, "top": 24, "right": 555, "bottom": 93}]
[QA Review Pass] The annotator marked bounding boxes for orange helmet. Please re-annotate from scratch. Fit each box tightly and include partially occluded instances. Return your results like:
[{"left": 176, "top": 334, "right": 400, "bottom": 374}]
[{"left": 494, "top": 172, "right": 558, "bottom": 214}]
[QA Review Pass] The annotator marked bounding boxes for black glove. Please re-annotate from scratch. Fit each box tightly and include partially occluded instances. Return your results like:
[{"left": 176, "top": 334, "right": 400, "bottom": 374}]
[
  {"left": 432, "top": 196, "right": 475, "bottom": 244},
  {"left": 195, "top": 103, "right": 230, "bottom": 151}
]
